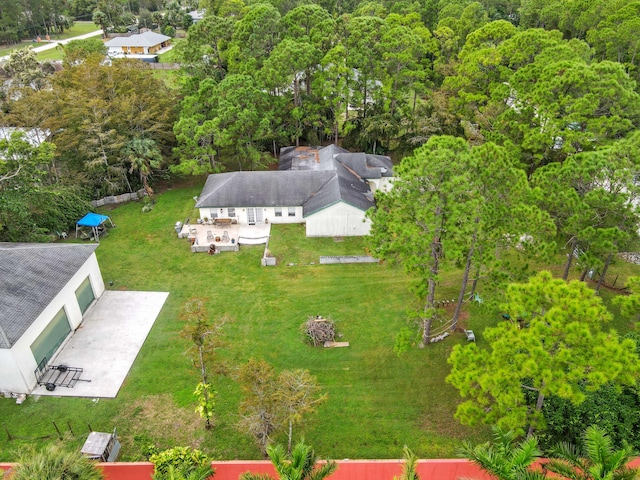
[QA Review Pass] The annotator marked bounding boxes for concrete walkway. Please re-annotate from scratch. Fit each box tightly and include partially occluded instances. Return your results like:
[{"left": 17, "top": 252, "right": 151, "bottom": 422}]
[
  {"left": 0, "top": 29, "right": 103, "bottom": 62},
  {"left": 31, "top": 290, "right": 169, "bottom": 398}
]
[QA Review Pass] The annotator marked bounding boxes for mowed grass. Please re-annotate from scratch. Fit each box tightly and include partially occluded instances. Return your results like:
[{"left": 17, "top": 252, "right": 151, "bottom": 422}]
[
  {"left": 0, "top": 22, "right": 99, "bottom": 58},
  {"left": 0, "top": 178, "right": 637, "bottom": 461}
]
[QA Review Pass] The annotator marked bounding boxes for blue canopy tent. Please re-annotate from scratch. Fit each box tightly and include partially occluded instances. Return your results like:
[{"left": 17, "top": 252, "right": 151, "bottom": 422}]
[{"left": 75, "top": 213, "right": 114, "bottom": 242}]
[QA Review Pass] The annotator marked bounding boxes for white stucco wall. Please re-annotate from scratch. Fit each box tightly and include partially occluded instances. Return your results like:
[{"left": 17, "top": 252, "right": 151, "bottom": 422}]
[
  {"left": 306, "top": 202, "right": 371, "bottom": 237},
  {"left": 200, "top": 206, "right": 303, "bottom": 225},
  {"left": 368, "top": 177, "right": 395, "bottom": 194},
  {"left": 0, "top": 253, "right": 105, "bottom": 394}
]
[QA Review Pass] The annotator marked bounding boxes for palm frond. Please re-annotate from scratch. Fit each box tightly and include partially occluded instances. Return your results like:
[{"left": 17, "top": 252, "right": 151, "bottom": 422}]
[{"left": 239, "top": 473, "right": 274, "bottom": 480}]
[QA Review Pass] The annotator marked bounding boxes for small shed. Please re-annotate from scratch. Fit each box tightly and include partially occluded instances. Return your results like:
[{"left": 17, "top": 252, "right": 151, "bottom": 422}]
[
  {"left": 81, "top": 430, "right": 121, "bottom": 462},
  {"left": 75, "top": 213, "right": 114, "bottom": 242}
]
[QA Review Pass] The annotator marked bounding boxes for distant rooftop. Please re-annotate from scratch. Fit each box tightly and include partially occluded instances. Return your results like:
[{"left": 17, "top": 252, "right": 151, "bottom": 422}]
[
  {"left": 105, "top": 31, "right": 170, "bottom": 48},
  {"left": 279, "top": 145, "right": 393, "bottom": 179}
]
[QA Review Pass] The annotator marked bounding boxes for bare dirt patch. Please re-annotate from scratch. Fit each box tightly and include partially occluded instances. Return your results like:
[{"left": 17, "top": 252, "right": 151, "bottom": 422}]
[{"left": 115, "top": 394, "right": 204, "bottom": 455}]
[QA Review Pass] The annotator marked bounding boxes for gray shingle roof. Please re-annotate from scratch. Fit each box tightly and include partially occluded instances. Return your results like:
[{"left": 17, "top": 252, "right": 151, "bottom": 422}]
[
  {"left": 0, "top": 243, "right": 98, "bottom": 349},
  {"left": 279, "top": 145, "right": 393, "bottom": 179},
  {"left": 105, "top": 31, "right": 170, "bottom": 48},
  {"left": 196, "top": 171, "right": 333, "bottom": 209}
]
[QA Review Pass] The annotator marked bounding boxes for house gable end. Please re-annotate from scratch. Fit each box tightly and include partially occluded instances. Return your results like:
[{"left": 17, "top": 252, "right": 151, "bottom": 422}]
[{"left": 0, "top": 243, "right": 98, "bottom": 348}]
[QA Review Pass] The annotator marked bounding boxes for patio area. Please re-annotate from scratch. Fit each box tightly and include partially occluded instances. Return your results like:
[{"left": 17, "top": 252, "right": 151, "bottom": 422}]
[
  {"left": 31, "top": 290, "right": 169, "bottom": 398},
  {"left": 177, "top": 223, "right": 271, "bottom": 253}
]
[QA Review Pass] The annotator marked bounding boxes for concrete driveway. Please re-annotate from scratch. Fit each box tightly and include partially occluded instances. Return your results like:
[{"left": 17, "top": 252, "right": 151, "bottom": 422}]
[
  {"left": 32, "top": 290, "right": 169, "bottom": 398},
  {"left": 0, "top": 30, "right": 103, "bottom": 62}
]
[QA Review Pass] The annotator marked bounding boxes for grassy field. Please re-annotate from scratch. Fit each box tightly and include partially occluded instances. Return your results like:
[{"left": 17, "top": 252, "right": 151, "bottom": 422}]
[
  {"left": 0, "top": 179, "right": 638, "bottom": 462},
  {"left": 0, "top": 22, "right": 99, "bottom": 58}
]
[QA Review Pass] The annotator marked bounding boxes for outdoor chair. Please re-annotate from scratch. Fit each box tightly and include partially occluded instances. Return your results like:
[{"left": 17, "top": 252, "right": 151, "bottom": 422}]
[
  {"left": 222, "top": 231, "right": 230, "bottom": 242},
  {"left": 207, "top": 230, "right": 214, "bottom": 241}
]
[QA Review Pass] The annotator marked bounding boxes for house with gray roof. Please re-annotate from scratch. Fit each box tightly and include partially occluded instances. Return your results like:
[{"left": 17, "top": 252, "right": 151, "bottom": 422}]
[
  {"left": 105, "top": 31, "right": 171, "bottom": 57},
  {"left": 194, "top": 145, "right": 393, "bottom": 237},
  {"left": 279, "top": 145, "right": 394, "bottom": 194},
  {"left": 0, "top": 243, "right": 105, "bottom": 395}
]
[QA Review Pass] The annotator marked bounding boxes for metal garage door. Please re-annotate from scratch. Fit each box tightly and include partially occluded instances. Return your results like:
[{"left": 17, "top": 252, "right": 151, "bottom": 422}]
[
  {"left": 30, "top": 308, "right": 71, "bottom": 366},
  {"left": 75, "top": 277, "right": 95, "bottom": 314}
]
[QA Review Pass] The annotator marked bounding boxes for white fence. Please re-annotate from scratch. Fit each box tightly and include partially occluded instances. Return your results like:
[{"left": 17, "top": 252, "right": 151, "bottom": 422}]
[{"left": 91, "top": 189, "right": 146, "bottom": 208}]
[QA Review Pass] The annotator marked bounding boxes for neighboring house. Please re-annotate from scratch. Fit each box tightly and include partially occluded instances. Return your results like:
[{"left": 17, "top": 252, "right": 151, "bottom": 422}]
[
  {"left": 0, "top": 243, "right": 105, "bottom": 395},
  {"left": 187, "top": 9, "right": 205, "bottom": 23},
  {"left": 194, "top": 145, "right": 394, "bottom": 237},
  {"left": 105, "top": 31, "right": 170, "bottom": 57}
]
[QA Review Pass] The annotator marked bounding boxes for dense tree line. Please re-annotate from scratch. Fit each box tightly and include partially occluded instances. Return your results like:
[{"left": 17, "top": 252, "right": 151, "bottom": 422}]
[
  {"left": 0, "top": 0, "right": 76, "bottom": 44},
  {"left": 171, "top": 0, "right": 640, "bottom": 173}
]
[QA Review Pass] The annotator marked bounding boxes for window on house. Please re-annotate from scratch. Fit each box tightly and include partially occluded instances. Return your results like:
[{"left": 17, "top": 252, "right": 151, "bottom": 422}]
[
  {"left": 275, "top": 207, "right": 283, "bottom": 217},
  {"left": 210, "top": 211, "right": 218, "bottom": 219},
  {"left": 228, "top": 208, "right": 236, "bottom": 217},
  {"left": 288, "top": 207, "right": 296, "bottom": 217}
]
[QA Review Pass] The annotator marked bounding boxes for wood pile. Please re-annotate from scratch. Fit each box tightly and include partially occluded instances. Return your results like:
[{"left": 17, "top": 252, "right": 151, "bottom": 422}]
[{"left": 304, "top": 316, "right": 336, "bottom": 346}]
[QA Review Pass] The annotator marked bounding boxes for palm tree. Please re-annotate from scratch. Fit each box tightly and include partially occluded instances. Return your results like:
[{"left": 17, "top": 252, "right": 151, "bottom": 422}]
[
  {"left": 459, "top": 425, "right": 547, "bottom": 480},
  {"left": 240, "top": 441, "right": 337, "bottom": 480},
  {"left": 545, "top": 425, "right": 638, "bottom": 480},
  {"left": 11, "top": 442, "right": 104, "bottom": 480},
  {"left": 394, "top": 446, "right": 420, "bottom": 480},
  {"left": 123, "top": 137, "right": 162, "bottom": 198}
]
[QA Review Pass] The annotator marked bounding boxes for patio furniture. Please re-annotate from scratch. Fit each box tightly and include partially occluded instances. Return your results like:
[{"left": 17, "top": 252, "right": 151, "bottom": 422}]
[
  {"left": 214, "top": 218, "right": 233, "bottom": 225},
  {"left": 222, "top": 231, "right": 230, "bottom": 242},
  {"left": 207, "top": 230, "right": 214, "bottom": 241},
  {"left": 464, "top": 329, "right": 475, "bottom": 342}
]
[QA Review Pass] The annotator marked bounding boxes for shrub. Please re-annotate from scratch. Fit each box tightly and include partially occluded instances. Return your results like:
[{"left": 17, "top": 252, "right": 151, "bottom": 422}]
[{"left": 149, "top": 446, "right": 212, "bottom": 477}]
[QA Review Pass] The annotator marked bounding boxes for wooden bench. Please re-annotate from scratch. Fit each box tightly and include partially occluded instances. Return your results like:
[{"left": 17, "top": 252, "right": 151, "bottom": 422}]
[
  {"left": 324, "top": 341, "right": 350, "bottom": 348},
  {"left": 214, "top": 218, "right": 233, "bottom": 225}
]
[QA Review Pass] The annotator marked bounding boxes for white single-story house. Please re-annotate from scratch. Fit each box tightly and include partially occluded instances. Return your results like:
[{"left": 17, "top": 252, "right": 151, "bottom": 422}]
[
  {"left": 0, "top": 243, "right": 105, "bottom": 395},
  {"left": 195, "top": 145, "right": 394, "bottom": 237},
  {"left": 105, "top": 31, "right": 171, "bottom": 56}
]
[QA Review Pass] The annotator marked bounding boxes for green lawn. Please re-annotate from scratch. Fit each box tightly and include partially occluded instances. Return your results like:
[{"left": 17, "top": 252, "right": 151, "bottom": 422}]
[
  {"left": 0, "top": 22, "right": 99, "bottom": 58},
  {"left": 0, "top": 179, "right": 637, "bottom": 462}
]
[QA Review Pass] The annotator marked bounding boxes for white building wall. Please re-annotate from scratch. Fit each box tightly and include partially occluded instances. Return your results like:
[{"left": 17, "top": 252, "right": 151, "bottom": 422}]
[
  {"left": 0, "top": 349, "right": 28, "bottom": 394},
  {"left": 368, "top": 177, "right": 395, "bottom": 194},
  {"left": 200, "top": 206, "right": 303, "bottom": 225},
  {"left": 306, "top": 202, "right": 371, "bottom": 237},
  {"left": 0, "top": 253, "right": 105, "bottom": 395},
  {"left": 265, "top": 206, "right": 302, "bottom": 224}
]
